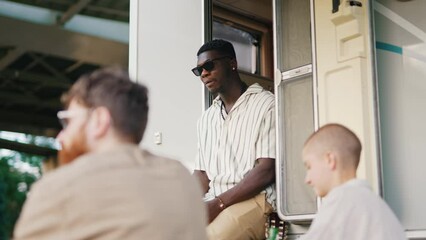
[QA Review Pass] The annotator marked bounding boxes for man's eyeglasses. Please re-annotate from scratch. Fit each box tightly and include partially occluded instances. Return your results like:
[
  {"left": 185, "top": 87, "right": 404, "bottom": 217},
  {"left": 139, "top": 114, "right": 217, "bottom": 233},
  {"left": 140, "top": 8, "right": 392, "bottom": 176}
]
[
  {"left": 57, "top": 109, "right": 91, "bottom": 129},
  {"left": 191, "top": 56, "right": 231, "bottom": 76}
]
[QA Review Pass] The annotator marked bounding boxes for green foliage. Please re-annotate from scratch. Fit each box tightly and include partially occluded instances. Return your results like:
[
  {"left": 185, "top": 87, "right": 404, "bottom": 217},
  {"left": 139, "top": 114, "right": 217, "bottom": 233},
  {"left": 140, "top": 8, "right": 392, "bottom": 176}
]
[
  {"left": 0, "top": 152, "right": 42, "bottom": 240},
  {"left": 0, "top": 131, "right": 55, "bottom": 239}
]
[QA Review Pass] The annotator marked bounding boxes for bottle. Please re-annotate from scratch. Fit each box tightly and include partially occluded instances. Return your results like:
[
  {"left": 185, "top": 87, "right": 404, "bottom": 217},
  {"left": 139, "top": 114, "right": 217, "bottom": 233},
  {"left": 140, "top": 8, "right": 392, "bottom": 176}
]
[{"left": 267, "top": 226, "right": 278, "bottom": 240}]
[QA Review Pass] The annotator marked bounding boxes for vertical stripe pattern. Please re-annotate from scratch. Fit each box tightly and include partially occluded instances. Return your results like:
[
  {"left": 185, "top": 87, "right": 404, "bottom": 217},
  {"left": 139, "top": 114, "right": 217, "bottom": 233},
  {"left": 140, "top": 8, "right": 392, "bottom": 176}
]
[{"left": 195, "top": 83, "right": 276, "bottom": 208}]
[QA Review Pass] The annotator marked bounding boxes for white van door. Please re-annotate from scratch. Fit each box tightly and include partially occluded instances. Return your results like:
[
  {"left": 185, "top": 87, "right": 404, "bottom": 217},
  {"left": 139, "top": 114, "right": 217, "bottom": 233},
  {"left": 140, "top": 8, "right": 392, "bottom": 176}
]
[
  {"left": 274, "top": 0, "right": 317, "bottom": 222},
  {"left": 274, "top": 0, "right": 381, "bottom": 223}
]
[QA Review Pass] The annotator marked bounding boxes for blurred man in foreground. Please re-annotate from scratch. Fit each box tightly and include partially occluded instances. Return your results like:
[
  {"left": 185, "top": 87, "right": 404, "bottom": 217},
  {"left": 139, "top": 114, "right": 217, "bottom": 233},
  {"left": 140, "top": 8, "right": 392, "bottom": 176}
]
[{"left": 14, "top": 67, "right": 207, "bottom": 240}]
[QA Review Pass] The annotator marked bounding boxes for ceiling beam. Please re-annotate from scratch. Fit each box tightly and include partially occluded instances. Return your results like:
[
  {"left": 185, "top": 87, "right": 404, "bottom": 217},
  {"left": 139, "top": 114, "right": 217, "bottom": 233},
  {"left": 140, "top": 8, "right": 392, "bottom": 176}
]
[
  {"left": 0, "top": 91, "right": 62, "bottom": 110},
  {"left": 0, "top": 109, "right": 60, "bottom": 128},
  {"left": 27, "top": 53, "right": 71, "bottom": 83},
  {"left": 0, "top": 124, "right": 59, "bottom": 138},
  {"left": 57, "top": 0, "right": 93, "bottom": 25},
  {"left": 86, "top": 5, "right": 129, "bottom": 18},
  {"left": 0, "top": 16, "right": 128, "bottom": 67},
  {"left": 0, "top": 47, "right": 25, "bottom": 71},
  {"left": 65, "top": 61, "right": 84, "bottom": 73},
  {"left": 0, "top": 70, "right": 71, "bottom": 89},
  {"left": 0, "top": 121, "right": 59, "bottom": 138},
  {"left": 0, "top": 109, "right": 60, "bottom": 135},
  {"left": 0, "top": 138, "right": 57, "bottom": 157},
  {"left": 0, "top": 1, "right": 129, "bottom": 43}
]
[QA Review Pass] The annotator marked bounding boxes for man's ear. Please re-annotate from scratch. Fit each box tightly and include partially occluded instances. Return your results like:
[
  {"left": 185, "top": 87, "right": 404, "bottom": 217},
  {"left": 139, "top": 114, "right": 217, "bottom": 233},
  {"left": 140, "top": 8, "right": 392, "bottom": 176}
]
[
  {"left": 325, "top": 152, "right": 337, "bottom": 171},
  {"left": 90, "top": 107, "right": 111, "bottom": 138},
  {"left": 230, "top": 58, "right": 238, "bottom": 70}
]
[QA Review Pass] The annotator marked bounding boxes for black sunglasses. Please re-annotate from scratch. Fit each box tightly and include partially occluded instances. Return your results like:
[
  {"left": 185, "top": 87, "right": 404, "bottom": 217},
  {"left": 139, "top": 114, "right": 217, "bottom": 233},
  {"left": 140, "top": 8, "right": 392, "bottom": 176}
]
[{"left": 191, "top": 56, "right": 231, "bottom": 76}]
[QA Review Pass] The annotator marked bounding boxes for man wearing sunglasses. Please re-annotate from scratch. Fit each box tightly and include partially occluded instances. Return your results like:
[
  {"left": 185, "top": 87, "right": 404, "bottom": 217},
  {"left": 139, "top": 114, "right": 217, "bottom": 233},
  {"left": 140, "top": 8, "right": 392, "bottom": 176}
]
[
  {"left": 192, "top": 39, "right": 276, "bottom": 240},
  {"left": 14, "top": 67, "right": 208, "bottom": 240}
]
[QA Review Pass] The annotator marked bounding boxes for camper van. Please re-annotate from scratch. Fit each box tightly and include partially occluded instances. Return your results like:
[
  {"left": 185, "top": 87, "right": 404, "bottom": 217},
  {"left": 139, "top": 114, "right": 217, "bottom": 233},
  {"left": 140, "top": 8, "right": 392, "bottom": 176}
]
[
  {"left": 129, "top": 0, "right": 425, "bottom": 239},
  {"left": 0, "top": 0, "right": 424, "bottom": 239}
]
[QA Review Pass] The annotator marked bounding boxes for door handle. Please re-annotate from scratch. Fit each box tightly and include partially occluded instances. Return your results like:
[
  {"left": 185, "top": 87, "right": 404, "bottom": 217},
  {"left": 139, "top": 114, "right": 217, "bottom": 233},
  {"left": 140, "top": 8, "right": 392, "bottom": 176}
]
[{"left": 332, "top": 0, "right": 340, "bottom": 13}]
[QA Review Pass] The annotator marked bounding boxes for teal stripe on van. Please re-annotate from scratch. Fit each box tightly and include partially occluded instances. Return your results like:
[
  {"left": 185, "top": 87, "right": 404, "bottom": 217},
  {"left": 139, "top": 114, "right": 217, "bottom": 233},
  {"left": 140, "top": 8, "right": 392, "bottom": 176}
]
[{"left": 376, "top": 41, "right": 403, "bottom": 55}]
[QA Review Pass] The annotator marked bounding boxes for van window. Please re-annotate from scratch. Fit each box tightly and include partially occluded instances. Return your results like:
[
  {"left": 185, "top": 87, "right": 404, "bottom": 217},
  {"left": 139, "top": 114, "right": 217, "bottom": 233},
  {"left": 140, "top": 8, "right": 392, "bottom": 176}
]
[{"left": 213, "top": 21, "right": 259, "bottom": 74}]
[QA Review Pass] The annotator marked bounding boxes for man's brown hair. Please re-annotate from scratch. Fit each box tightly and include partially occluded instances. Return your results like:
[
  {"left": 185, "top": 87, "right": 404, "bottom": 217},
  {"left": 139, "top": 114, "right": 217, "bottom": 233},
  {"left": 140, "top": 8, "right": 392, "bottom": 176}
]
[{"left": 62, "top": 67, "right": 149, "bottom": 143}]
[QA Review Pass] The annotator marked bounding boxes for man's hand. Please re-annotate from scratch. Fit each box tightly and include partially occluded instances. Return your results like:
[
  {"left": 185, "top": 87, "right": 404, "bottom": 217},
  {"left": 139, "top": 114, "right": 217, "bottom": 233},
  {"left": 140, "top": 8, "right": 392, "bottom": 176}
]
[
  {"left": 198, "top": 158, "right": 275, "bottom": 223},
  {"left": 193, "top": 170, "right": 210, "bottom": 194},
  {"left": 206, "top": 198, "right": 224, "bottom": 223},
  {"left": 219, "top": 158, "right": 275, "bottom": 208}
]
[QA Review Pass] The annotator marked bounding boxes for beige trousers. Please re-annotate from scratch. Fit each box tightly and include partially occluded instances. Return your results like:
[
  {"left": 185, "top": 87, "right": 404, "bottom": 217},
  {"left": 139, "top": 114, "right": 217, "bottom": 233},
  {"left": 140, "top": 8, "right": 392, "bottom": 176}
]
[{"left": 207, "top": 193, "right": 273, "bottom": 240}]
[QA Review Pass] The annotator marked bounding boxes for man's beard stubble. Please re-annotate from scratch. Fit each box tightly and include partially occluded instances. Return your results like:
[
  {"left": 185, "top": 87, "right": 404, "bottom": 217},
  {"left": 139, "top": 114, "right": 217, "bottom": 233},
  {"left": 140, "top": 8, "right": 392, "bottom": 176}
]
[{"left": 58, "top": 126, "right": 89, "bottom": 166}]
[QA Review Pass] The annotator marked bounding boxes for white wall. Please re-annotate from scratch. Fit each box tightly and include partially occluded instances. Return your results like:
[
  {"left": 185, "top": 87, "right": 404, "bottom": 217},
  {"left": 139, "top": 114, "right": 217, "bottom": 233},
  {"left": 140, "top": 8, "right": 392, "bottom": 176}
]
[{"left": 129, "top": 0, "right": 204, "bottom": 169}]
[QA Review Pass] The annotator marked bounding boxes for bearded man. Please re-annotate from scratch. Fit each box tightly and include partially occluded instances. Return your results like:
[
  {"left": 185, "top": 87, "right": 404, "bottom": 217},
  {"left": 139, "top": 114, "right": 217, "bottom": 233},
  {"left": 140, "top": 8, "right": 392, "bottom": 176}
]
[{"left": 13, "top": 67, "right": 207, "bottom": 240}]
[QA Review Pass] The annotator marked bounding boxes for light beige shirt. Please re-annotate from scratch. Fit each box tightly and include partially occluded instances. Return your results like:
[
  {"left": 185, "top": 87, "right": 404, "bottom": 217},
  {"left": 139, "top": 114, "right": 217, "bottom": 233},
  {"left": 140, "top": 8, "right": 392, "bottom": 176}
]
[
  {"left": 195, "top": 83, "right": 276, "bottom": 208},
  {"left": 14, "top": 145, "right": 208, "bottom": 240},
  {"left": 300, "top": 179, "right": 406, "bottom": 240}
]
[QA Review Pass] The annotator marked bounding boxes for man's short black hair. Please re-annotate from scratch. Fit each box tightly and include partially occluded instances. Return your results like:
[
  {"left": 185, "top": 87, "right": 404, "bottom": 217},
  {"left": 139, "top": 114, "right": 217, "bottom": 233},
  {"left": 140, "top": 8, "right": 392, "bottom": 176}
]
[{"left": 197, "top": 39, "right": 236, "bottom": 58}]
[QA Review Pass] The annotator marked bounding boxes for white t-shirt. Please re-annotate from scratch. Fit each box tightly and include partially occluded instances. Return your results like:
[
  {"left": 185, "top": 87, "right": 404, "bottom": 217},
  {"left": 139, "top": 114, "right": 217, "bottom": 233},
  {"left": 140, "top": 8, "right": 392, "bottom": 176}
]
[{"left": 300, "top": 179, "right": 406, "bottom": 240}]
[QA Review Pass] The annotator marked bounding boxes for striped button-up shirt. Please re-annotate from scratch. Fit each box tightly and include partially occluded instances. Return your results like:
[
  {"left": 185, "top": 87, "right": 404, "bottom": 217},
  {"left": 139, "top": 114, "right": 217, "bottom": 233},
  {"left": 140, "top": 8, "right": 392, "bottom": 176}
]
[{"left": 195, "top": 83, "right": 276, "bottom": 207}]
